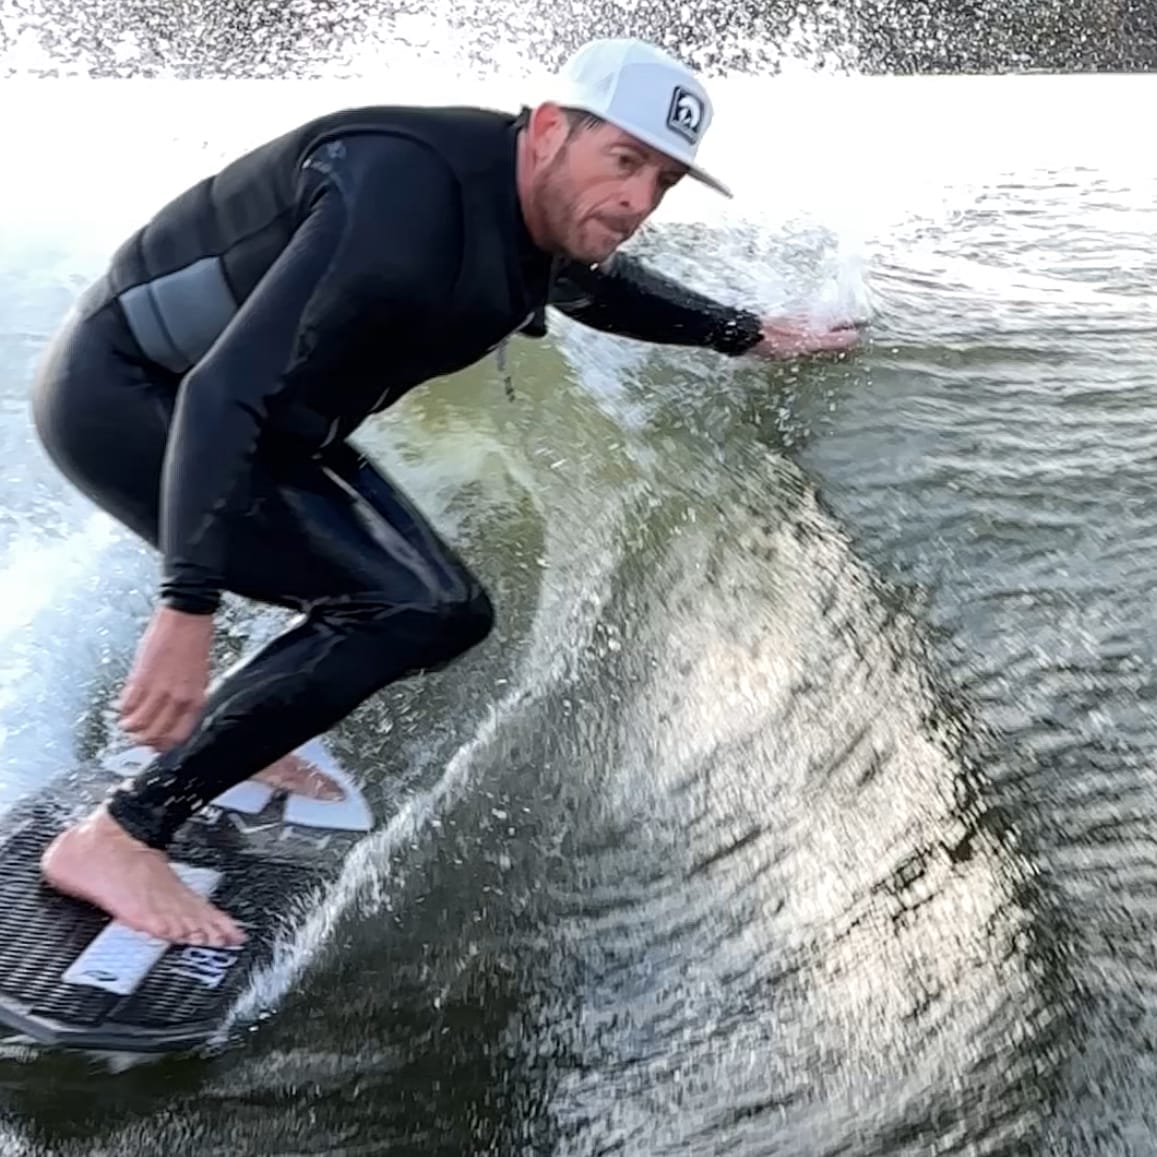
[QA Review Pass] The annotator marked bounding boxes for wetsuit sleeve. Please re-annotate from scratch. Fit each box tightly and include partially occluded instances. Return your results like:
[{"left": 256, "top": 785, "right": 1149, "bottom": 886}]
[
  {"left": 158, "top": 135, "right": 463, "bottom": 615},
  {"left": 548, "top": 252, "right": 764, "bottom": 356}
]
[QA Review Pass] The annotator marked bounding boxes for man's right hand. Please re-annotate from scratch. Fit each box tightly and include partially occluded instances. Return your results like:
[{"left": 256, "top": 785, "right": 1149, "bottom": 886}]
[
  {"left": 117, "top": 606, "right": 215, "bottom": 751},
  {"left": 747, "top": 315, "right": 864, "bottom": 360}
]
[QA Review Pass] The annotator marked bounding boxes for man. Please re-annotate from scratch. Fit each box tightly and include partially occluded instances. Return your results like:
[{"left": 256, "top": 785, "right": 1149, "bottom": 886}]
[{"left": 30, "top": 37, "right": 860, "bottom": 948}]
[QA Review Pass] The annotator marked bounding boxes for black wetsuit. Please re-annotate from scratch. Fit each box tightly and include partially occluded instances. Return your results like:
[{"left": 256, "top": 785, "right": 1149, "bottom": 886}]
[{"left": 31, "top": 104, "right": 763, "bottom": 850}]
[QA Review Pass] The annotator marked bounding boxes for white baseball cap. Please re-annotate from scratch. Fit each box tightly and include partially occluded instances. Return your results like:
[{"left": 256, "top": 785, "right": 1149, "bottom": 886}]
[{"left": 540, "top": 37, "right": 732, "bottom": 199}]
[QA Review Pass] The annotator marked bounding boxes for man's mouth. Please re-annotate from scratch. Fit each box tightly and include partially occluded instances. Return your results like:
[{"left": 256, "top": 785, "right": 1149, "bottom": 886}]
[{"left": 593, "top": 217, "right": 635, "bottom": 242}]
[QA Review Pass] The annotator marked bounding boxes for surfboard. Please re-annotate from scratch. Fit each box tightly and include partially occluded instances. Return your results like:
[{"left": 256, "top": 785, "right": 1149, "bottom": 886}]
[{"left": 0, "top": 737, "right": 373, "bottom": 1055}]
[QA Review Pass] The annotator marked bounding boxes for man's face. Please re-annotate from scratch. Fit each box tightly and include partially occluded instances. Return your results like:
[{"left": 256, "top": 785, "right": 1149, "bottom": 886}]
[{"left": 528, "top": 106, "right": 688, "bottom": 263}]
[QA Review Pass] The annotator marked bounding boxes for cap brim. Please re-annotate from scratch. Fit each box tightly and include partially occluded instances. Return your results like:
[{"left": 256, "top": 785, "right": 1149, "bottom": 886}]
[
  {"left": 610, "top": 117, "right": 733, "bottom": 199},
  {"left": 686, "top": 164, "right": 732, "bottom": 199}
]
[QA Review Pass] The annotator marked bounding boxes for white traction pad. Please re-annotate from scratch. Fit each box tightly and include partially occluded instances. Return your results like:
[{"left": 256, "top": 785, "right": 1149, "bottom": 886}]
[{"left": 61, "top": 863, "right": 223, "bottom": 996}]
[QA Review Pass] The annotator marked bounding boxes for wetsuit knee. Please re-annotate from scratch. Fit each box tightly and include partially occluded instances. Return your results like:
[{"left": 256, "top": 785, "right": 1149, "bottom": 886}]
[
  {"left": 399, "top": 582, "right": 494, "bottom": 671},
  {"left": 309, "top": 580, "right": 494, "bottom": 682},
  {"left": 445, "top": 583, "right": 495, "bottom": 654}
]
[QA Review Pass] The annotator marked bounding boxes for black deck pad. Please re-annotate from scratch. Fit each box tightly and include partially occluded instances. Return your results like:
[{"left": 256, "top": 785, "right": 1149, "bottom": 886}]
[{"left": 0, "top": 741, "right": 373, "bottom": 1054}]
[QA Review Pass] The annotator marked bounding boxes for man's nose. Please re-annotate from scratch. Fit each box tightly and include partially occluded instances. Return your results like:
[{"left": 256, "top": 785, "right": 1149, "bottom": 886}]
[{"left": 619, "top": 169, "right": 662, "bottom": 216}]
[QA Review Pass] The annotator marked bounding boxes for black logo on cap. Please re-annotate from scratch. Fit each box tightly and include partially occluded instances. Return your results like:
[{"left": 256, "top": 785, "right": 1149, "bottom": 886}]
[{"left": 666, "top": 86, "right": 704, "bottom": 144}]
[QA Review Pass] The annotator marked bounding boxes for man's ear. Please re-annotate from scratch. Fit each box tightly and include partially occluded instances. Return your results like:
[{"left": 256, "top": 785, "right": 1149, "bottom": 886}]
[{"left": 526, "top": 101, "right": 571, "bottom": 163}]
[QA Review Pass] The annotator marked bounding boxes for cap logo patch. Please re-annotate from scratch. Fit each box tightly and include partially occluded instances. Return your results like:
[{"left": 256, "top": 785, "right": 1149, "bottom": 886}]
[{"left": 666, "top": 86, "right": 704, "bottom": 144}]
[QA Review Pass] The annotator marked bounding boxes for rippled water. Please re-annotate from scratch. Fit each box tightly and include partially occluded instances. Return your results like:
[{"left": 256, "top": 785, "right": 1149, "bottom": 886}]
[{"left": 0, "top": 65, "right": 1156, "bottom": 1156}]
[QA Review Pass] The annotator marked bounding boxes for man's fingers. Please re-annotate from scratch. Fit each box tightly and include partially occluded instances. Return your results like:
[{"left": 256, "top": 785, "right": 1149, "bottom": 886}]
[
  {"left": 120, "top": 693, "right": 159, "bottom": 737},
  {"left": 146, "top": 699, "right": 187, "bottom": 750},
  {"left": 122, "top": 689, "right": 202, "bottom": 749},
  {"left": 808, "top": 327, "right": 862, "bottom": 353},
  {"left": 117, "top": 678, "right": 144, "bottom": 716},
  {"left": 158, "top": 704, "right": 200, "bottom": 750}
]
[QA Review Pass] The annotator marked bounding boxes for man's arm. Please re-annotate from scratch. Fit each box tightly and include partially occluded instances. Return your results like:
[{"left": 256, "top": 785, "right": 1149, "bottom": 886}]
[
  {"left": 548, "top": 251, "right": 764, "bottom": 356},
  {"left": 158, "top": 135, "right": 462, "bottom": 615}
]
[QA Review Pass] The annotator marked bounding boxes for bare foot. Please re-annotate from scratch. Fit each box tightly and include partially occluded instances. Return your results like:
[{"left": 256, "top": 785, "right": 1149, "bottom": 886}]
[
  {"left": 251, "top": 752, "right": 345, "bottom": 801},
  {"left": 41, "top": 805, "right": 246, "bottom": 947}
]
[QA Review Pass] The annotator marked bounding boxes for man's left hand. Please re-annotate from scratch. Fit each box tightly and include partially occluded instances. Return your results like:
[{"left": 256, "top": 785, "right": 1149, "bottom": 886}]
[{"left": 747, "top": 316, "right": 863, "bottom": 361}]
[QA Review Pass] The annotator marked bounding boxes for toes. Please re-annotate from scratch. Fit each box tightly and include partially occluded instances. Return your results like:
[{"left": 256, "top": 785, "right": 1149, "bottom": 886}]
[
  {"left": 188, "top": 906, "right": 229, "bottom": 949},
  {"left": 150, "top": 915, "right": 181, "bottom": 943},
  {"left": 174, "top": 906, "right": 217, "bottom": 947},
  {"left": 202, "top": 921, "right": 229, "bottom": 950},
  {"left": 216, "top": 917, "right": 244, "bottom": 948},
  {"left": 123, "top": 910, "right": 171, "bottom": 942},
  {"left": 213, "top": 911, "right": 246, "bottom": 947}
]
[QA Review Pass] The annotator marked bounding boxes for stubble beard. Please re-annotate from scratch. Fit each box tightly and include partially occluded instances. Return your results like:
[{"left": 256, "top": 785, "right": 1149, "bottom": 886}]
[{"left": 535, "top": 151, "right": 606, "bottom": 264}]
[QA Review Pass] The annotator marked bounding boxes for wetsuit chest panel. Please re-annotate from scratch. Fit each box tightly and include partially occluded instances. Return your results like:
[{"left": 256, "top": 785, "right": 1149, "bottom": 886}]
[{"left": 98, "top": 107, "right": 547, "bottom": 444}]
